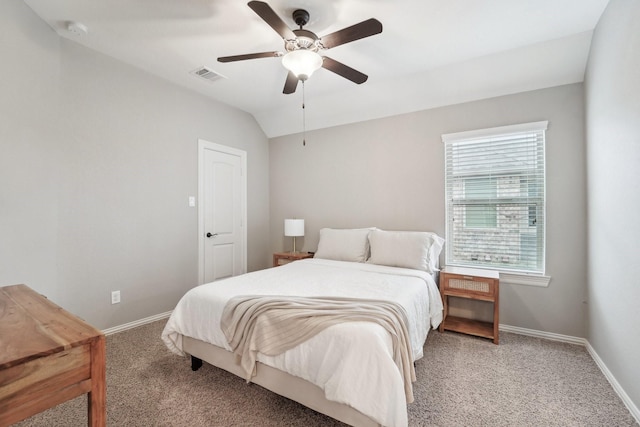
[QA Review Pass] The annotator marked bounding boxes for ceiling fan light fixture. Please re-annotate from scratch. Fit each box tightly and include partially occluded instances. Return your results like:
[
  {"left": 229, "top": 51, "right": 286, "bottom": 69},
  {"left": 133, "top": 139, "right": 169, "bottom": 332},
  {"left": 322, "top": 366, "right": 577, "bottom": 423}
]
[
  {"left": 218, "top": 2, "right": 382, "bottom": 93},
  {"left": 282, "top": 49, "right": 323, "bottom": 81}
]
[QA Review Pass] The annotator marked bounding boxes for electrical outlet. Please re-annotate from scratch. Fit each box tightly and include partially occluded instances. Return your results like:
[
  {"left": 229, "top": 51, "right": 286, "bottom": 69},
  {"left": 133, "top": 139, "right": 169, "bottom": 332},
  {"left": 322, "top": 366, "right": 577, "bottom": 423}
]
[{"left": 111, "top": 290, "right": 121, "bottom": 305}]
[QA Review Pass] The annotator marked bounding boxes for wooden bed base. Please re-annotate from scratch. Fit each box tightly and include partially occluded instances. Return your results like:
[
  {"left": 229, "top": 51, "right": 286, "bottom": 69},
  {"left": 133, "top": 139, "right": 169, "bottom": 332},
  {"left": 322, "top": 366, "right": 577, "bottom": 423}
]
[{"left": 182, "top": 336, "right": 380, "bottom": 427}]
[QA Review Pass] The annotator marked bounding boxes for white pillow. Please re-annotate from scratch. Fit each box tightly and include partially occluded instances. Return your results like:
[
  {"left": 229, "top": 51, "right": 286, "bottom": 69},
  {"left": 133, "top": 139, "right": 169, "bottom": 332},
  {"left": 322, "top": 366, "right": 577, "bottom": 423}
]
[
  {"left": 367, "top": 229, "right": 444, "bottom": 273},
  {"left": 314, "top": 228, "right": 374, "bottom": 263}
]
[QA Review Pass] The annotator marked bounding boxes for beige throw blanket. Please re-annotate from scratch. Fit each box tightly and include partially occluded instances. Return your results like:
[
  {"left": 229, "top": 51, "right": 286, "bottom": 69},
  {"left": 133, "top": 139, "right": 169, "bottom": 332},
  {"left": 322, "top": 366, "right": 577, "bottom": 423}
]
[{"left": 220, "top": 295, "right": 416, "bottom": 403}]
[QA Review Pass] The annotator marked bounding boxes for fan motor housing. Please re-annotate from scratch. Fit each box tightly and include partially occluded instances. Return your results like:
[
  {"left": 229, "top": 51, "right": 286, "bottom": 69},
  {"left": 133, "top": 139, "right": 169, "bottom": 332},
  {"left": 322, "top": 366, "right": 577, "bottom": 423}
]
[{"left": 285, "top": 29, "right": 319, "bottom": 52}]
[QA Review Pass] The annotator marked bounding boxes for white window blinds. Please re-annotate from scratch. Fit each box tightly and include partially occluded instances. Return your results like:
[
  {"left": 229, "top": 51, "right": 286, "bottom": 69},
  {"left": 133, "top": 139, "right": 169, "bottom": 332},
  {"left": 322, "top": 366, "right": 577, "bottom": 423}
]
[{"left": 442, "top": 121, "right": 547, "bottom": 274}]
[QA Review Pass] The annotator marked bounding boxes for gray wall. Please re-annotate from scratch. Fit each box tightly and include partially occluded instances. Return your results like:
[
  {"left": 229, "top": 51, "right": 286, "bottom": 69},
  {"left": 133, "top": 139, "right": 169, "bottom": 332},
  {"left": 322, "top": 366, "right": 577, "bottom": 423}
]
[
  {"left": 0, "top": 1, "right": 270, "bottom": 330},
  {"left": 270, "top": 83, "right": 588, "bottom": 338},
  {"left": 585, "top": 0, "right": 640, "bottom": 411}
]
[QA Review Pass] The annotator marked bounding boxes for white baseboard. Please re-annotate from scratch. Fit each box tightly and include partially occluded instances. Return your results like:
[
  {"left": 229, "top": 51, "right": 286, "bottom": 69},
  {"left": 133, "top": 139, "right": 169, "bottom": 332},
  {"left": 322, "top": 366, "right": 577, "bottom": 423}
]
[
  {"left": 499, "top": 323, "right": 587, "bottom": 346},
  {"left": 585, "top": 341, "right": 640, "bottom": 424},
  {"left": 101, "top": 310, "right": 172, "bottom": 336},
  {"left": 500, "top": 323, "right": 639, "bottom": 425}
]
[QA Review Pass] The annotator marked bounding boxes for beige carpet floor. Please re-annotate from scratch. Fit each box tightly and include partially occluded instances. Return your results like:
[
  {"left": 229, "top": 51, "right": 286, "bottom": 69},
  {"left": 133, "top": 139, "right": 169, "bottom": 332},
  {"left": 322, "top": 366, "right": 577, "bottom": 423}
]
[{"left": 14, "top": 320, "right": 638, "bottom": 426}]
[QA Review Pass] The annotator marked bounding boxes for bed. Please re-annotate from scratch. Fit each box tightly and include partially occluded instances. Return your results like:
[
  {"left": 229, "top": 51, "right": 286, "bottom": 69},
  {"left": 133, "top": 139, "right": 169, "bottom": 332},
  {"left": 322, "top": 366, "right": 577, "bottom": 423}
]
[{"left": 162, "top": 228, "right": 444, "bottom": 427}]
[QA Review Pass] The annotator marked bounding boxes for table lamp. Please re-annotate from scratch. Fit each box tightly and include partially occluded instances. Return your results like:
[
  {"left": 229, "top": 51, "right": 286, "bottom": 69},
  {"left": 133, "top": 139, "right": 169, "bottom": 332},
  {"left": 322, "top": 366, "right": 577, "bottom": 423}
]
[{"left": 284, "top": 219, "right": 304, "bottom": 253}]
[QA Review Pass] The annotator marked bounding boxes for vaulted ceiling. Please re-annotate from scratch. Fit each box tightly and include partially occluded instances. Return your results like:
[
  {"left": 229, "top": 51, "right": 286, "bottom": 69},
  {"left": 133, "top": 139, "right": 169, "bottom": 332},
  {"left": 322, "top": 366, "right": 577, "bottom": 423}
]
[{"left": 24, "top": 0, "right": 609, "bottom": 137}]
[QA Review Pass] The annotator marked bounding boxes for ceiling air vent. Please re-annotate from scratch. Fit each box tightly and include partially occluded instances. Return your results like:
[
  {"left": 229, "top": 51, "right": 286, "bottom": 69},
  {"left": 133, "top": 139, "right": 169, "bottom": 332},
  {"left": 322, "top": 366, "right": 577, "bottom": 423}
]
[{"left": 191, "top": 66, "right": 226, "bottom": 83}]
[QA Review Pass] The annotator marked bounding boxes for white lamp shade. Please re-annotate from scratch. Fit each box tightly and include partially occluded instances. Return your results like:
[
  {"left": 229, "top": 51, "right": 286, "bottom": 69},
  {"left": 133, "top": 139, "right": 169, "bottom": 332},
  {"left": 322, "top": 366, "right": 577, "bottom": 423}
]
[
  {"left": 284, "top": 219, "right": 305, "bottom": 237},
  {"left": 282, "top": 50, "right": 322, "bottom": 81}
]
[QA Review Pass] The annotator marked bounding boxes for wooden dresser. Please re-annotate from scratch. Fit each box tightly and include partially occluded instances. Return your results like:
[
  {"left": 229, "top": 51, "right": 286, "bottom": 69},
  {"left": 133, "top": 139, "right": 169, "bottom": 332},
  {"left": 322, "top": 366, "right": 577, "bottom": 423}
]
[{"left": 0, "top": 284, "right": 106, "bottom": 426}]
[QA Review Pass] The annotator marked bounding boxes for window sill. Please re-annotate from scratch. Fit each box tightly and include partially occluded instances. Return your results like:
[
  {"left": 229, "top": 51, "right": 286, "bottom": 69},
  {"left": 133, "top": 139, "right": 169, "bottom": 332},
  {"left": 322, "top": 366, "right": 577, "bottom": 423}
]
[{"left": 499, "top": 272, "right": 550, "bottom": 287}]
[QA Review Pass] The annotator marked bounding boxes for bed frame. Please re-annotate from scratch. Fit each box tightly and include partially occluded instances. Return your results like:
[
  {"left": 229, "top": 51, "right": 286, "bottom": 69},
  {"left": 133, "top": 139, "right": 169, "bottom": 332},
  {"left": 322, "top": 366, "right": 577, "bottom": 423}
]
[{"left": 183, "top": 335, "right": 380, "bottom": 427}]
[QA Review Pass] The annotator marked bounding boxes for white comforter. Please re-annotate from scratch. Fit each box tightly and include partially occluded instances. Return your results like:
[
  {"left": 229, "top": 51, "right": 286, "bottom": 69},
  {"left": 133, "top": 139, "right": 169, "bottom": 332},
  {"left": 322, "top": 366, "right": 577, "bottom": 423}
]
[{"left": 162, "top": 259, "right": 443, "bottom": 427}]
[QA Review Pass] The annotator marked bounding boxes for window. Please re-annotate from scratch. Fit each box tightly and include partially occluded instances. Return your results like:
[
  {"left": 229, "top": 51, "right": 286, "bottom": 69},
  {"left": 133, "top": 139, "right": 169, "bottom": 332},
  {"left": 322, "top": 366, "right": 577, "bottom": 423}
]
[{"left": 443, "top": 121, "right": 547, "bottom": 274}]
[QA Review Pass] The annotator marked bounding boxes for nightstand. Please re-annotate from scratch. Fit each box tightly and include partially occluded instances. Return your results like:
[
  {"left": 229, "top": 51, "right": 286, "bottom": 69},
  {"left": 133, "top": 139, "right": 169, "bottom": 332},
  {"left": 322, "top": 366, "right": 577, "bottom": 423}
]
[
  {"left": 439, "top": 266, "right": 500, "bottom": 344},
  {"left": 273, "top": 251, "right": 314, "bottom": 267}
]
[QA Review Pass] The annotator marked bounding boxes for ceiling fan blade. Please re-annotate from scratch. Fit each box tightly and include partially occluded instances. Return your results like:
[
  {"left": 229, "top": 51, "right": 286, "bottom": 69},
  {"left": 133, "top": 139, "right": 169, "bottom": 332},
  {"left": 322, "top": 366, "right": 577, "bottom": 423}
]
[
  {"left": 321, "top": 56, "right": 368, "bottom": 84},
  {"left": 248, "top": 1, "right": 296, "bottom": 40},
  {"left": 283, "top": 71, "right": 299, "bottom": 94},
  {"left": 218, "top": 51, "right": 283, "bottom": 63},
  {"left": 320, "top": 18, "right": 383, "bottom": 49}
]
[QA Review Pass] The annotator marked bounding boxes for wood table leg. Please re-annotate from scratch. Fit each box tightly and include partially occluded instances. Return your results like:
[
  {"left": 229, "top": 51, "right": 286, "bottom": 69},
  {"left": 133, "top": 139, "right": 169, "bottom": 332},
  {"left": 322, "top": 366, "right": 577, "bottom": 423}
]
[{"left": 88, "top": 335, "right": 106, "bottom": 427}]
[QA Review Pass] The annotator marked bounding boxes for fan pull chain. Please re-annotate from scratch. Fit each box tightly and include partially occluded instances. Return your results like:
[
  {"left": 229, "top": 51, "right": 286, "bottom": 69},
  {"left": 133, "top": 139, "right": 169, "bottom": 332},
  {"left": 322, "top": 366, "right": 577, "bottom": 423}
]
[{"left": 302, "top": 80, "right": 306, "bottom": 146}]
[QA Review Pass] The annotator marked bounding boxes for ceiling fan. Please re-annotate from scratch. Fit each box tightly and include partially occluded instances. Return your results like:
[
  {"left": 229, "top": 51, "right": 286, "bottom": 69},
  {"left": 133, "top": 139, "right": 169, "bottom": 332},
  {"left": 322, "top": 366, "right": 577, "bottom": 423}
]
[{"left": 218, "top": 1, "right": 383, "bottom": 94}]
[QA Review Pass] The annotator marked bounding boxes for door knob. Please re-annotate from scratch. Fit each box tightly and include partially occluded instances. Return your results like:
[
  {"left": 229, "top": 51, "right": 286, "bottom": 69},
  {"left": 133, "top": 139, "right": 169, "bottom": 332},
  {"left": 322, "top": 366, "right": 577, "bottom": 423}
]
[{"left": 206, "top": 232, "right": 218, "bottom": 238}]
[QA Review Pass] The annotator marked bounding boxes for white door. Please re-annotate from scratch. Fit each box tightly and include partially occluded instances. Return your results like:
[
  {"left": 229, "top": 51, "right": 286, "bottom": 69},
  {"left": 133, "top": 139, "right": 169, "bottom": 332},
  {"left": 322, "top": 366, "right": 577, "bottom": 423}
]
[{"left": 198, "top": 140, "right": 246, "bottom": 284}]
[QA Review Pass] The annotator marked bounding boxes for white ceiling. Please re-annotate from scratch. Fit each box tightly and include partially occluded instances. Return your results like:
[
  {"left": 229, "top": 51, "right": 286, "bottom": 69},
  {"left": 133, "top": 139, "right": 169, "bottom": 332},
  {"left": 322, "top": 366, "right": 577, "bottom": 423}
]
[{"left": 24, "top": 0, "right": 609, "bottom": 138}]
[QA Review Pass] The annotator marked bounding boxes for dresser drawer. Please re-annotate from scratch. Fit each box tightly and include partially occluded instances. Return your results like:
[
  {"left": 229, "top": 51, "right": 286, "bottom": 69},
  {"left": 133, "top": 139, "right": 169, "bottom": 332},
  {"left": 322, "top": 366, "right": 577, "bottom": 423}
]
[{"left": 0, "top": 344, "right": 91, "bottom": 411}]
